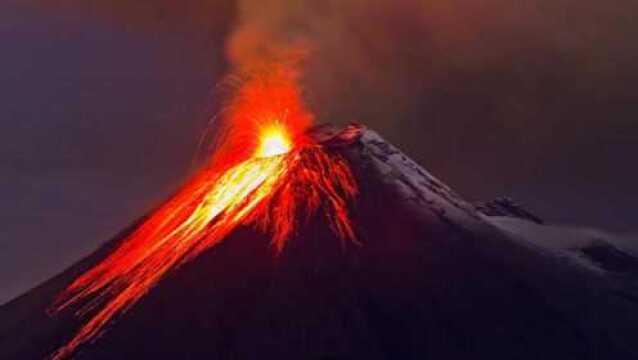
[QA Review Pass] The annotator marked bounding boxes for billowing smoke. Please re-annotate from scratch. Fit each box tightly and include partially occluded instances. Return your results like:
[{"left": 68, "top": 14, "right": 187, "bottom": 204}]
[
  {"left": 225, "top": 0, "right": 637, "bottom": 132},
  {"left": 227, "top": 0, "right": 311, "bottom": 70}
]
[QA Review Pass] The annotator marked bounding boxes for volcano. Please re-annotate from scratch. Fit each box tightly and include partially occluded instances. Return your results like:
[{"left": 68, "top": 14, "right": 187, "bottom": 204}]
[{"left": 2, "top": 124, "right": 638, "bottom": 359}]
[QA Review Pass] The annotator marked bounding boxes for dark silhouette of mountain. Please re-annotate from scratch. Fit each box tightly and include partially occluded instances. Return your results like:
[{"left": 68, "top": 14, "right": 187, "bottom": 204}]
[{"left": 2, "top": 125, "right": 637, "bottom": 359}]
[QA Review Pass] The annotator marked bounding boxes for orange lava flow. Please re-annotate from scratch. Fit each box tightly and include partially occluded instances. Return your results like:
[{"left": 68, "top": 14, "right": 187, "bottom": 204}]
[{"left": 49, "top": 67, "right": 358, "bottom": 360}]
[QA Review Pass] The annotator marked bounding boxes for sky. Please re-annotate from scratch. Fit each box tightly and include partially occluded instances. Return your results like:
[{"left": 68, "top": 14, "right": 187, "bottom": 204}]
[{"left": 1, "top": 0, "right": 637, "bottom": 304}]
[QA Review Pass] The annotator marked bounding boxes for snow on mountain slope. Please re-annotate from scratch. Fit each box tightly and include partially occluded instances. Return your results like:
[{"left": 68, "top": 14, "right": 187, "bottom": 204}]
[{"left": 489, "top": 216, "right": 638, "bottom": 275}]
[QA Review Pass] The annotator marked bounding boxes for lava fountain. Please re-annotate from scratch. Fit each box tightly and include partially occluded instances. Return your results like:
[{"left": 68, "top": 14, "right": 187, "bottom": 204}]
[{"left": 48, "top": 65, "right": 358, "bottom": 359}]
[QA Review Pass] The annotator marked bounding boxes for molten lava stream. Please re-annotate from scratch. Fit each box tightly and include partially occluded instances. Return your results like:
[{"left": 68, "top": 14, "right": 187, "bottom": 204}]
[{"left": 49, "top": 122, "right": 358, "bottom": 360}]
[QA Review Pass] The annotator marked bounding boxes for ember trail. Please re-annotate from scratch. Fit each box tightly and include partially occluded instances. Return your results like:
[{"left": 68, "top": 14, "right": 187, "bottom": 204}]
[{"left": 49, "top": 71, "right": 358, "bottom": 360}]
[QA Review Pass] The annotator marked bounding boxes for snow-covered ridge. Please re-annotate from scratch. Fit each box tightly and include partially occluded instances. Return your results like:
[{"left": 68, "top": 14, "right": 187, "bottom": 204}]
[{"left": 491, "top": 216, "right": 638, "bottom": 274}]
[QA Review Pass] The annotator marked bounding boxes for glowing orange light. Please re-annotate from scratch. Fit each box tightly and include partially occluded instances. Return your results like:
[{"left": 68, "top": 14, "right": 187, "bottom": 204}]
[
  {"left": 256, "top": 122, "right": 292, "bottom": 157},
  {"left": 49, "top": 63, "right": 358, "bottom": 360}
]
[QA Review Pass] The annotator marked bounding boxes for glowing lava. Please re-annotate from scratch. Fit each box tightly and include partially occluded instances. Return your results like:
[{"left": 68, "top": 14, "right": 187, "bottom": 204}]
[
  {"left": 256, "top": 122, "right": 292, "bottom": 157},
  {"left": 49, "top": 68, "right": 358, "bottom": 360}
]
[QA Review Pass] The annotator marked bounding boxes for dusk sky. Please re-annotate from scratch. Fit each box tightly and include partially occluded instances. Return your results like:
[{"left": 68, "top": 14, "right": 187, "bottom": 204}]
[{"left": 2, "top": 1, "right": 637, "bottom": 304}]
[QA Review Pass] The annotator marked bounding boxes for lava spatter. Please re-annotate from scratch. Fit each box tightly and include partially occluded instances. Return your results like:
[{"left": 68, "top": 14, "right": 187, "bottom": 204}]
[{"left": 49, "top": 66, "right": 358, "bottom": 360}]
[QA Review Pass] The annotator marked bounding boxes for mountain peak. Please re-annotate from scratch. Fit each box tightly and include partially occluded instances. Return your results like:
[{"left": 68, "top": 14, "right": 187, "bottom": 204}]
[{"left": 2, "top": 126, "right": 638, "bottom": 359}]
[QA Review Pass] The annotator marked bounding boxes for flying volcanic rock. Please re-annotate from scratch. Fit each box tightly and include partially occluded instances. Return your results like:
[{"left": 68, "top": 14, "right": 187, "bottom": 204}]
[{"left": 1, "top": 124, "right": 638, "bottom": 359}]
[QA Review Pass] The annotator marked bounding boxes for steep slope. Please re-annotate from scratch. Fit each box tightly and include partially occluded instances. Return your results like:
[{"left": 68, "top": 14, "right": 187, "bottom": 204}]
[{"left": 1, "top": 125, "right": 638, "bottom": 359}]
